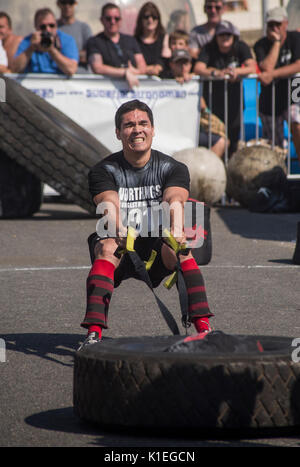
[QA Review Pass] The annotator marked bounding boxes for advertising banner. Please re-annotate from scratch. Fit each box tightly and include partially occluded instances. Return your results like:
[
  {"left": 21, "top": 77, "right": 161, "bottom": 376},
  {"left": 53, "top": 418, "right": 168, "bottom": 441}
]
[{"left": 15, "top": 74, "right": 202, "bottom": 155}]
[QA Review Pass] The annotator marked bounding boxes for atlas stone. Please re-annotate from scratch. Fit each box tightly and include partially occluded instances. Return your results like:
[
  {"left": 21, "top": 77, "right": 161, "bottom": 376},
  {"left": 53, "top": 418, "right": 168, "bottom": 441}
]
[
  {"left": 226, "top": 140, "right": 287, "bottom": 206},
  {"left": 173, "top": 147, "right": 227, "bottom": 204}
]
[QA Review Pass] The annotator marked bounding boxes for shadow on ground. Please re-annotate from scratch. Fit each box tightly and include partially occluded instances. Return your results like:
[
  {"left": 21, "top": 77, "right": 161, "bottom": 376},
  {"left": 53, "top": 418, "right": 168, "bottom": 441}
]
[
  {"left": 0, "top": 333, "right": 82, "bottom": 367},
  {"left": 24, "top": 406, "right": 300, "bottom": 448},
  {"left": 215, "top": 206, "right": 299, "bottom": 242}
]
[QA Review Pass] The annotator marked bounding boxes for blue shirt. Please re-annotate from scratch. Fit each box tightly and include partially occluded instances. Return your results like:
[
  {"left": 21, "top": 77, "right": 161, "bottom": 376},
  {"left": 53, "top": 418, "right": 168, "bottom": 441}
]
[{"left": 15, "top": 30, "right": 79, "bottom": 73}]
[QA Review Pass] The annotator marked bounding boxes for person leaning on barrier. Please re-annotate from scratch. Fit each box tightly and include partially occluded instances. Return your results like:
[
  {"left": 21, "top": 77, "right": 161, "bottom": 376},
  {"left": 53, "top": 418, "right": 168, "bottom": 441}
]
[
  {"left": 254, "top": 6, "right": 300, "bottom": 162},
  {"left": 162, "top": 48, "right": 228, "bottom": 158},
  {"left": 189, "top": 0, "right": 225, "bottom": 60},
  {"left": 57, "top": 0, "right": 93, "bottom": 72},
  {"left": 78, "top": 99, "right": 214, "bottom": 350},
  {"left": 134, "top": 2, "right": 171, "bottom": 77},
  {"left": 86, "top": 3, "right": 146, "bottom": 89},
  {"left": 194, "top": 20, "right": 256, "bottom": 155},
  {"left": 169, "top": 29, "right": 191, "bottom": 52},
  {"left": 0, "top": 12, "right": 23, "bottom": 71},
  {"left": 11, "top": 8, "right": 78, "bottom": 75},
  {"left": 162, "top": 31, "right": 227, "bottom": 158}
]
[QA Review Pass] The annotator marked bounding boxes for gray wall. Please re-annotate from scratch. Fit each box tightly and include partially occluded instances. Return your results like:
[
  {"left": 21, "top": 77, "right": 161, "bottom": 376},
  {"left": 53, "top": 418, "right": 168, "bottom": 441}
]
[{"left": 0, "top": 0, "right": 197, "bottom": 37}]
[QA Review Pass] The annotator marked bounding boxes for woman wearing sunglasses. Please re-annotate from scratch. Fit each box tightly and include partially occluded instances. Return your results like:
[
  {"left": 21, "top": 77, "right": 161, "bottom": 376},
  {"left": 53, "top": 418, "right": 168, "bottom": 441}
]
[
  {"left": 134, "top": 2, "right": 171, "bottom": 77},
  {"left": 12, "top": 7, "right": 78, "bottom": 75}
]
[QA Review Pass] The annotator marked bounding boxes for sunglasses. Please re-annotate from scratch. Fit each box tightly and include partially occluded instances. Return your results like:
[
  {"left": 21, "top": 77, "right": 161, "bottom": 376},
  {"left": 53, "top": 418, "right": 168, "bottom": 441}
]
[
  {"left": 206, "top": 5, "right": 222, "bottom": 11},
  {"left": 39, "top": 23, "right": 56, "bottom": 30},
  {"left": 143, "top": 14, "right": 159, "bottom": 20},
  {"left": 268, "top": 21, "right": 282, "bottom": 28},
  {"left": 104, "top": 16, "right": 121, "bottom": 23}
]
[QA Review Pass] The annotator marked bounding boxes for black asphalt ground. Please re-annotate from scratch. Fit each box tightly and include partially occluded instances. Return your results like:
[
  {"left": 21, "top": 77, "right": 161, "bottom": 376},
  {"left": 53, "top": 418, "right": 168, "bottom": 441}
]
[{"left": 1, "top": 200, "right": 300, "bottom": 448}]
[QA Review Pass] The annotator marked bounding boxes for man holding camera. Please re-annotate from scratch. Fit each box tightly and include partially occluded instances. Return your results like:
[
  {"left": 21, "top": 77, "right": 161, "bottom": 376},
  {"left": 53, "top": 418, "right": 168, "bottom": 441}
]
[{"left": 12, "top": 8, "right": 78, "bottom": 75}]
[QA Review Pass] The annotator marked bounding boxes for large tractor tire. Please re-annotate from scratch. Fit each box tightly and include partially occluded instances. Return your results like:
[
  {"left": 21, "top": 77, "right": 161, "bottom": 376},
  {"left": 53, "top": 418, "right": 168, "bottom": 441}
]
[
  {"left": 0, "top": 150, "right": 43, "bottom": 218},
  {"left": 0, "top": 76, "right": 110, "bottom": 215},
  {"left": 74, "top": 332, "right": 300, "bottom": 431}
]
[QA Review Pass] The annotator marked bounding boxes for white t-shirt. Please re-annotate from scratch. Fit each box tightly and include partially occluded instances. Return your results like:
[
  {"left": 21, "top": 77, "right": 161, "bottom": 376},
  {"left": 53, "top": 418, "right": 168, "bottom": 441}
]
[{"left": 0, "top": 40, "right": 8, "bottom": 66}]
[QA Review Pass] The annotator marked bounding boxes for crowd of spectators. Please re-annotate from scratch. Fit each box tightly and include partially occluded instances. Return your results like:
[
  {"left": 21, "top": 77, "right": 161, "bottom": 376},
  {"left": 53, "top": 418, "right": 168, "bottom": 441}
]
[{"left": 1, "top": 0, "right": 300, "bottom": 160}]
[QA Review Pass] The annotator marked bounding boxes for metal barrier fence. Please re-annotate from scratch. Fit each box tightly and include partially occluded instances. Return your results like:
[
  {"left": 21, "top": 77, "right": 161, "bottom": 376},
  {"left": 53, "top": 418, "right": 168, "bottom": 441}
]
[{"left": 203, "top": 73, "right": 300, "bottom": 179}]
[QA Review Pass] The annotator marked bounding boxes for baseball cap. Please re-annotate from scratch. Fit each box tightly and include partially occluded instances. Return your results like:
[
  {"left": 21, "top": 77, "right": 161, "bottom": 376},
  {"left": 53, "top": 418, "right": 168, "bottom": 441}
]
[
  {"left": 59, "top": 0, "right": 76, "bottom": 4},
  {"left": 266, "top": 6, "right": 288, "bottom": 23},
  {"left": 215, "top": 20, "right": 240, "bottom": 37},
  {"left": 171, "top": 49, "right": 192, "bottom": 62}
]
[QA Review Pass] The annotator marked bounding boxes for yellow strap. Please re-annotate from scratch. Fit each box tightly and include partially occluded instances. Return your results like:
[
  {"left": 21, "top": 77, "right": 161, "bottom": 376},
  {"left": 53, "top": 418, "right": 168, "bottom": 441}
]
[
  {"left": 163, "top": 228, "right": 187, "bottom": 254},
  {"left": 164, "top": 271, "right": 178, "bottom": 289},
  {"left": 162, "top": 229, "right": 189, "bottom": 289},
  {"left": 144, "top": 249, "right": 157, "bottom": 271},
  {"left": 126, "top": 226, "right": 136, "bottom": 252}
]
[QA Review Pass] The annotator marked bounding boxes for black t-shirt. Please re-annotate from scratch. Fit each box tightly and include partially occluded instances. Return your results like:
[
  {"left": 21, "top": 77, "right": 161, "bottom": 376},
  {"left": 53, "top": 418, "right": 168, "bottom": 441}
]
[
  {"left": 254, "top": 31, "right": 300, "bottom": 115},
  {"left": 136, "top": 34, "right": 164, "bottom": 66},
  {"left": 89, "top": 149, "right": 190, "bottom": 233},
  {"left": 86, "top": 32, "right": 141, "bottom": 68},
  {"left": 198, "top": 39, "right": 252, "bottom": 127}
]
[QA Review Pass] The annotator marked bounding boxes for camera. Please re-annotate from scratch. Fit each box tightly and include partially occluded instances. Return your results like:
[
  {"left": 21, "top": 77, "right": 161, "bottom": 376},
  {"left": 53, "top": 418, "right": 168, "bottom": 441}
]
[{"left": 41, "top": 31, "right": 52, "bottom": 48}]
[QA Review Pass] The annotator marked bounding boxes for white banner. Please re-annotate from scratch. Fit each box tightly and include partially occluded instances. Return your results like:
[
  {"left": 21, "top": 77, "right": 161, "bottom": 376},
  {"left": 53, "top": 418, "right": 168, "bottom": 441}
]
[{"left": 14, "top": 74, "right": 202, "bottom": 155}]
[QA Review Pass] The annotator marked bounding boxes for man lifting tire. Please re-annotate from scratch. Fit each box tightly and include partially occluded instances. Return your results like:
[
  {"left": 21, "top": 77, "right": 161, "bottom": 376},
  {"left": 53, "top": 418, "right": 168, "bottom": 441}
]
[{"left": 78, "top": 100, "right": 213, "bottom": 349}]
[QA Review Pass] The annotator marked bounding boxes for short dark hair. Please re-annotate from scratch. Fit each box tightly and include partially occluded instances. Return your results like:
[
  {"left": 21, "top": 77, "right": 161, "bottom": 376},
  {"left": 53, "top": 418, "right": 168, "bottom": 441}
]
[
  {"left": 134, "top": 2, "right": 165, "bottom": 40},
  {"left": 115, "top": 100, "right": 154, "bottom": 130},
  {"left": 101, "top": 3, "right": 120, "bottom": 18},
  {"left": 0, "top": 12, "right": 12, "bottom": 28},
  {"left": 34, "top": 8, "right": 55, "bottom": 27}
]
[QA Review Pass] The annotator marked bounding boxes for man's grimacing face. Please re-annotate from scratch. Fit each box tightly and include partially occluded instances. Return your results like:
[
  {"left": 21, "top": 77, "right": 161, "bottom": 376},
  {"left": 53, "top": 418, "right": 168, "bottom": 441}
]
[{"left": 116, "top": 109, "right": 155, "bottom": 154}]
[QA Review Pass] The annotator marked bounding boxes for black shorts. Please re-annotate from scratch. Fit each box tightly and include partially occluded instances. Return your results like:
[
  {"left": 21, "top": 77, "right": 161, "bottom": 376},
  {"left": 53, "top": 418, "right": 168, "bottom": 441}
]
[{"left": 87, "top": 233, "right": 173, "bottom": 289}]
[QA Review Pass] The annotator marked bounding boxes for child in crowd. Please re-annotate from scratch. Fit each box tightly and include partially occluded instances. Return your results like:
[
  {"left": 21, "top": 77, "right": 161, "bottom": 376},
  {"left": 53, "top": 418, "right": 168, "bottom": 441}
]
[{"left": 160, "top": 29, "right": 227, "bottom": 158}]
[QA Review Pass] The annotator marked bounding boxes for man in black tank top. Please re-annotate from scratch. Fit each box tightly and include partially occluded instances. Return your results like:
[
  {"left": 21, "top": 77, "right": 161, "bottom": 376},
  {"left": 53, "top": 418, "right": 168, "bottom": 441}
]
[{"left": 78, "top": 100, "right": 213, "bottom": 349}]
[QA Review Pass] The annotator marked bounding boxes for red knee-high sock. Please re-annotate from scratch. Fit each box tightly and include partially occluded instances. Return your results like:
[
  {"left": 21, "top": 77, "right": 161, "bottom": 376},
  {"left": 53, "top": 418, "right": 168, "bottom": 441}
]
[
  {"left": 180, "top": 257, "right": 213, "bottom": 332},
  {"left": 81, "top": 259, "right": 115, "bottom": 334}
]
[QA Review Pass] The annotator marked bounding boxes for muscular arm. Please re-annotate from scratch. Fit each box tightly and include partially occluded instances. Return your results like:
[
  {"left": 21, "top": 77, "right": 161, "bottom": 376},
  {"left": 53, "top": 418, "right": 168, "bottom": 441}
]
[
  {"left": 272, "top": 59, "right": 300, "bottom": 78},
  {"left": 48, "top": 46, "right": 77, "bottom": 75},
  {"left": 259, "top": 58, "right": 300, "bottom": 85},
  {"left": 93, "top": 190, "right": 126, "bottom": 238},
  {"left": 163, "top": 186, "right": 189, "bottom": 241},
  {"left": 90, "top": 52, "right": 145, "bottom": 88},
  {"left": 89, "top": 52, "right": 127, "bottom": 77},
  {"left": 11, "top": 32, "right": 77, "bottom": 75},
  {"left": 258, "top": 40, "right": 281, "bottom": 72},
  {"left": 234, "top": 58, "right": 257, "bottom": 76},
  {"left": 11, "top": 43, "right": 35, "bottom": 72},
  {"left": 133, "top": 52, "right": 147, "bottom": 74},
  {"left": 193, "top": 60, "right": 214, "bottom": 77}
]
